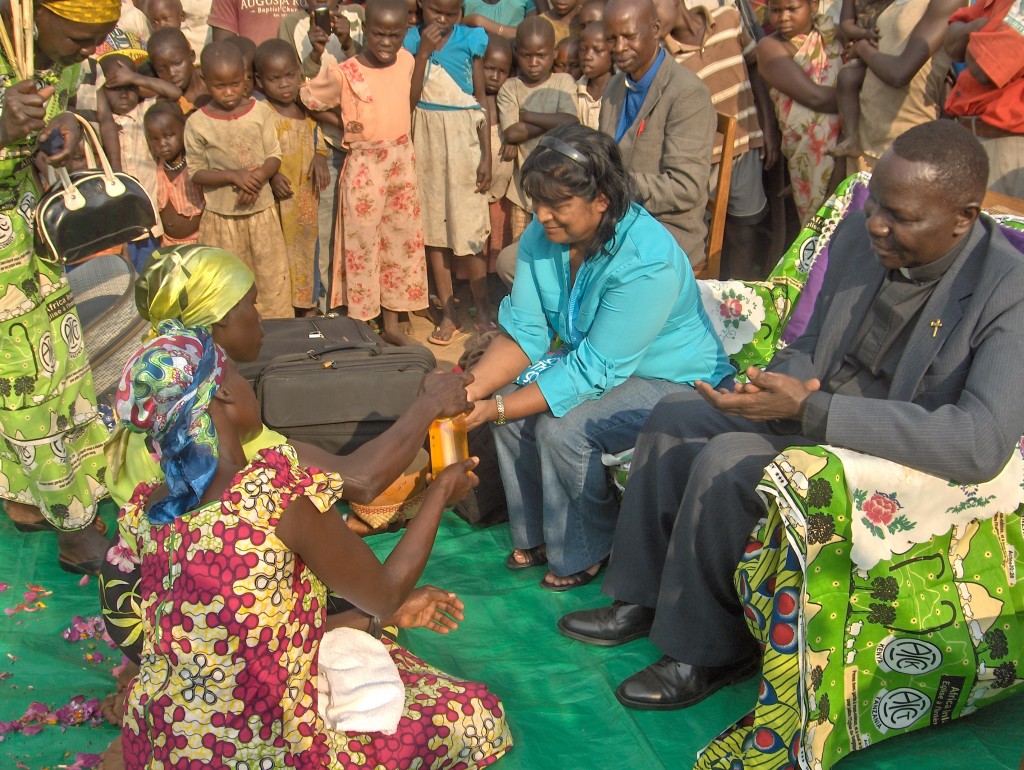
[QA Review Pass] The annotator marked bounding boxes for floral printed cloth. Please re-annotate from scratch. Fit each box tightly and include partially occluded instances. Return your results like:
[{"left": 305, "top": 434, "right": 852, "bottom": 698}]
[
  {"left": 769, "top": 15, "right": 842, "bottom": 225},
  {"left": 0, "top": 56, "right": 110, "bottom": 529},
  {"left": 334, "top": 136, "right": 428, "bottom": 319},
  {"left": 695, "top": 446, "right": 1024, "bottom": 770},
  {"left": 829, "top": 443, "right": 1024, "bottom": 570},
  {"left": 121, "top": 444, "right": 511, "bottom": 769}
]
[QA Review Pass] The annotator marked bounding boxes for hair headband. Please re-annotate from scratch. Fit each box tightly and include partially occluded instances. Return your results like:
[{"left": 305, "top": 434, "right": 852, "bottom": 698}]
[{"left": 538, "top": 135, "right": 591, "bottom": 170}]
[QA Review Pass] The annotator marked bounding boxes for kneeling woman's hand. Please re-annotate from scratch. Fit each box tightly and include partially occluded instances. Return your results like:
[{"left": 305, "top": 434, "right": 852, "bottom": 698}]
[
  {"left": 278, "top": 458, "right": 480, "bottom": 623},
  {"left": 429, "top": 457, "right": 480, "bottom": 506},
  {"left": 385, "top": 585, "right": 466, "bottom": 634}
]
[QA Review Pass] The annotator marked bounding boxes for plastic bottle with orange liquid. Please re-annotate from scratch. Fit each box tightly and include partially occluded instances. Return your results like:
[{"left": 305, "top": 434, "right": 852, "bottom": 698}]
[{"left": 428, "top": 416, "right": 469, "bottom": 476}]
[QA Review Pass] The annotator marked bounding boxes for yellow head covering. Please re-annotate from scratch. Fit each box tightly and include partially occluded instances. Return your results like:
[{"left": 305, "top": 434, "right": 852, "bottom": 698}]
[
  {"left": 43, "top": 0, "right": 121, "bottom": 25},
  {"left": 135, "top": 245, "right": 256, "bottom": 339}
]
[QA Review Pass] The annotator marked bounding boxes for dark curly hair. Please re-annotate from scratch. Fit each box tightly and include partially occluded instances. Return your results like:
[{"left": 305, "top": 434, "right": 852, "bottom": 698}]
[
  {"left": 521, "top": 124, "right": 642, "bottom": 261},
  {"left": 890, "top": 119, "right": 988, "bottom": 205}
]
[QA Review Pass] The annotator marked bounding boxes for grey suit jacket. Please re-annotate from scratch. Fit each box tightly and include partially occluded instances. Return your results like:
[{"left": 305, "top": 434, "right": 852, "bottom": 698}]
[
  {"left": 598, "top": 56, "right": 715, "bottom": 267},
  {"left": 769, "top": 213, "right": 1024, "bottom": 483}
]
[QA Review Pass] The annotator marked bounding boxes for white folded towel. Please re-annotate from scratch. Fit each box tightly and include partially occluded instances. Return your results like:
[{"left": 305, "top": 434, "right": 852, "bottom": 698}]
[{"left": 316, "top": 627, "right": 405, "bottom": 735}]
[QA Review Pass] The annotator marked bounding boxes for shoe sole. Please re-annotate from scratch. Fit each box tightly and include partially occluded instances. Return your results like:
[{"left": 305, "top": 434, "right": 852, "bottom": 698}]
[
  {"left": 613, "top": 656, "right": 761, "bottom": 711},
  {"left": 556, "top": 617, "right": 652, "bottom": 647}
]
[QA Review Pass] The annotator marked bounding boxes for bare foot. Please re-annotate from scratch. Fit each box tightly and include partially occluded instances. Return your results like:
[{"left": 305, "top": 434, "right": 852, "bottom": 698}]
[
  {"left": 57, "top": 524, "right": 112, "bottom": 572},
  {"left": 428, "top": 317, "right": 460, "bottom": 345},
  {"left": 381, "top": 328, "right": 421, "bottom": 346},
  {"left": 831, "top": 135, "right": 862, "bottom": 158},
  {"left": 3, "top": 500, "right": 45, "bottom": 526},
  {"left": 100, "top": 734, "right": 124, "bottom": 770},
  {"left": 100, "top": 661, "right": 138, "bottom": 726}
]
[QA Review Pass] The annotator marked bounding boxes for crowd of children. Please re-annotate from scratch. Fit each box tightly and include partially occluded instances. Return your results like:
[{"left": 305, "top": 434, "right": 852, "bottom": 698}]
[
  {"left": 63, "top": 0, "right": 1015, "bottom": 339},
  {"left": 63, "top": 0, "right": 674, "bottom": 341}
]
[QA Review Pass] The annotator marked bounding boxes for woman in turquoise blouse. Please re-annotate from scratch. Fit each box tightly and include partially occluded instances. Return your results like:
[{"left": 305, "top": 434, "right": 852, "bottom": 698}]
[{"left": 465, "top": 124, "right": 732, "bottom": 590}]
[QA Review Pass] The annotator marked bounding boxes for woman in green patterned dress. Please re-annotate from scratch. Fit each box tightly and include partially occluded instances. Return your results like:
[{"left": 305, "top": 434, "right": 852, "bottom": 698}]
[{"left": 0, "top": 0, "right": 120, "bottom": 572}]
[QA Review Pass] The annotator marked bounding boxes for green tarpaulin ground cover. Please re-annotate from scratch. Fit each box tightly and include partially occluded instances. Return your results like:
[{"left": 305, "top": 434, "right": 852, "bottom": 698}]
[{"left": 2, "top": 506, "right": 1021, "bottom": 769}]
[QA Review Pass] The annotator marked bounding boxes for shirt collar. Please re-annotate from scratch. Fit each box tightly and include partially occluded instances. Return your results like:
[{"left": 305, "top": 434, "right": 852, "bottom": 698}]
[
  {"left": 898, "top": 234, "right": 969, "bottom": 283},
  {"left": 625, "top": 47, "right": 665, "bottom": 92}
]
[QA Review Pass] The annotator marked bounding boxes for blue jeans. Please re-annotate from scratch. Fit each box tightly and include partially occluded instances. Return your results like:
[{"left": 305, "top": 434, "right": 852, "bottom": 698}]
[{"left": 490, "top": 377, "right": 689, "bottom": 576}]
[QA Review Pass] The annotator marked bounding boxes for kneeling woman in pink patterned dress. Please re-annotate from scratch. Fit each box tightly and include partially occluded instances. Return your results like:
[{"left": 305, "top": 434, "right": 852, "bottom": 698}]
[{"left": 115, "top": 322, "right": 511, "bottom": 769}]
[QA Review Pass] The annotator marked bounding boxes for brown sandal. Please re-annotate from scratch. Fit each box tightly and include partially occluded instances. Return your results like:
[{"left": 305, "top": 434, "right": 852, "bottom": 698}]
[
  {"left": 539, "top": 557, "right": 608, "bottom": 592},
  {"left": 505, "top": 545, "right": 548, "bottom": 571}
]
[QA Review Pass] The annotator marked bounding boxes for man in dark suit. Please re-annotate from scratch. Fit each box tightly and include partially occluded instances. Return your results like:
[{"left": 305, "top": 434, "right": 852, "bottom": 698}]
[
  {"left": 599, "top": 0, "right": 715, "bottom": 269},
  {"left": 559, "top": 120, "right": 1024, "bottom": 710}
]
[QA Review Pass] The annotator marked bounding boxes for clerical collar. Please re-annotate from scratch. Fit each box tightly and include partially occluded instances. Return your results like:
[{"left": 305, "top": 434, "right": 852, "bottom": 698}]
[{"left": 898, "top": 236, "right": 968, "bottom": 283}]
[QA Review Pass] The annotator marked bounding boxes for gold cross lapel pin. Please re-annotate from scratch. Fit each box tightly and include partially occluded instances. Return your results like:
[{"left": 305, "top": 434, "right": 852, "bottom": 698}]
[{"left": 930, "top": 319, "right": 943, "bottom": 338}]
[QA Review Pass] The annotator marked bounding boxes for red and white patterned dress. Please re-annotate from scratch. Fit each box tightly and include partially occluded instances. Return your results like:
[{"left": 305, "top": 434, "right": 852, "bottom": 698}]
[{"left": 121, "top": 444, "right": 512, "bottom": 769}]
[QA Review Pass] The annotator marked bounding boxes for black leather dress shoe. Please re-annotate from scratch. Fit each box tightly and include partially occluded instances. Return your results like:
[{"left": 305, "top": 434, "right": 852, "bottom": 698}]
[
  {"left": 615, "top": 653, "right": 761, "bottom": 711},
  {"left": 557, "top": 601, "right": 655, "bottom": 646}
]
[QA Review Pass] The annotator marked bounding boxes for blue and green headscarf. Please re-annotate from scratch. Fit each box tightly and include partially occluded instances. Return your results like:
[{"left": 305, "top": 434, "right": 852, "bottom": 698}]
[{"left": 113, "top": 320, "right": 226, "bottom": 524}]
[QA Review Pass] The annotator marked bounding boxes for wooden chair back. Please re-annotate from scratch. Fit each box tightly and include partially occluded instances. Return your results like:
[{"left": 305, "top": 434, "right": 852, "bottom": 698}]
[
  {"left": 983, "top": 190, "right": 1024, "bottom": 218},
  {"left": 696, "top": 112, "right": 738, "bottom": 280}
]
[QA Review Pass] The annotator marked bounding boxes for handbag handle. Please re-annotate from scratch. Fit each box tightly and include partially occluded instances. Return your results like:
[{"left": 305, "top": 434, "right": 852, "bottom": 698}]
[{"left": 54, "top": 114, "right": 127, "bottom": 211}]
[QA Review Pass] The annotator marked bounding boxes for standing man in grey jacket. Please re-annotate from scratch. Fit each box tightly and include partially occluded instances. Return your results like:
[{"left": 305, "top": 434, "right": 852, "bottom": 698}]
[{"left": 599, "top": 0, "right": 715, "bottom": 269}]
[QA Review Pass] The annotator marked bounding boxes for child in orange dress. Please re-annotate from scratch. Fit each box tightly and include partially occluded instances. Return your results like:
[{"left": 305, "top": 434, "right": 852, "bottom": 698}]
[
  {"left": 256, "top": 39, "right": 330, "bottom": 316},
  {"left": 302, "top": 0, "right": 429, "bottom": 346},
  {"left": 145, "top": 101, "right": 205, "bottom": 246}
]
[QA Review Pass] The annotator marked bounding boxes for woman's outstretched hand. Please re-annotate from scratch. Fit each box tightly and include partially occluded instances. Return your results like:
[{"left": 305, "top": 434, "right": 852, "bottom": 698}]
[
  {"left": 462, "top": 399, "right": 495, "bottom": 431},
  {"left": 384, "top": 585, "right": 466, "bottom": 633}
]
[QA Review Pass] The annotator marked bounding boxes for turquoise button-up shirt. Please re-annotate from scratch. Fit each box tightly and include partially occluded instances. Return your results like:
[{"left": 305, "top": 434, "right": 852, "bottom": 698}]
[{"left": 498, "top": 203, "right": 733, "bottom": 416}]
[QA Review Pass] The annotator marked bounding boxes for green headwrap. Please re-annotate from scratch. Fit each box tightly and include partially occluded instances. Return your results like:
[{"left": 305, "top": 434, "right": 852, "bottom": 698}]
[{"left": 135, "top": 245, "right": 255, "bottom": 338}]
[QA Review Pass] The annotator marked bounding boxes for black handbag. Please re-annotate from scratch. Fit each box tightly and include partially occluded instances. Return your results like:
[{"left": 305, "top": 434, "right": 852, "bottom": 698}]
[{"left": 35, "top": 114, "right": 157, "bottom": 264}]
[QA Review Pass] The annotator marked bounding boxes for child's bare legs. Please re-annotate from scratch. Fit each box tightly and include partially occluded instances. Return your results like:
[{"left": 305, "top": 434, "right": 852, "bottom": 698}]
[
  {"left": 465, "top": 253, "right": 495, "bottom": 331},
  {"left": 381, "top": 308, "right": 420, "bottom": 346},
  {"left": 427, "top": 246, "right": 460, "bottom": 342},
  {"left": 833, "top": 62, "right": 866, "bottom": 158}
]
